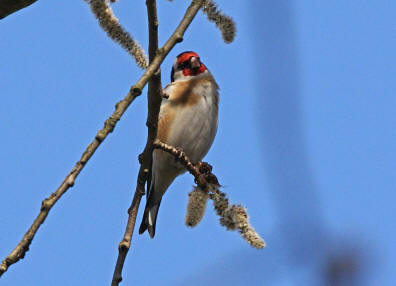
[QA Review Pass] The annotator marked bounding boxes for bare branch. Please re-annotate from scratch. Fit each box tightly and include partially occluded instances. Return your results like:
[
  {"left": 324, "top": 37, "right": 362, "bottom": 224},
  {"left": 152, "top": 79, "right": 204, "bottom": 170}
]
[
  {"left": 153, "top": 139, "right": 205, "bottom": 183},
  {"left": 111, "top": 1, "right": 204, "bottom": 285},
  {"left": 154, "top": 140, "right": 266, "bottom": 249},
  {"left": 111, "top": 0, "right": 161, "bottom": 284},
  {"left": 0, "top": 0, "right": 37, "bottom": 19},
  {"left": 0, "top": 83, "right": 142, "bottom": 279},
  {"left": 86, "top": 0, "right": 148, "bottom": 68},
  {"left": 0, "top": 87, "right": 138, "bottom": 277}
]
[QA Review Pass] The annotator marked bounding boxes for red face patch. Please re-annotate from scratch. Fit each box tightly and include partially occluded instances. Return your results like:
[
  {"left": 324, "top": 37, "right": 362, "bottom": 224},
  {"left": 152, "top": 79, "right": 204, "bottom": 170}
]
[
  {"left": 182, "top": 63, "right": 207, "bottom": 77},
  {"left": 177, "top": 51, "right": 207, "bottom": 77},
  {"left": 177, "top": 52, "right": 200, "bottom": 66}
]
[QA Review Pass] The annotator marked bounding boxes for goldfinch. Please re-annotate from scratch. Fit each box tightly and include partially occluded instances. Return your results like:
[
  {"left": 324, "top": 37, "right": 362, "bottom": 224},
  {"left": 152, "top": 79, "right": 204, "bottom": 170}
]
[{"left": 139, "top": 51, "right": 219, "bottom": 238}]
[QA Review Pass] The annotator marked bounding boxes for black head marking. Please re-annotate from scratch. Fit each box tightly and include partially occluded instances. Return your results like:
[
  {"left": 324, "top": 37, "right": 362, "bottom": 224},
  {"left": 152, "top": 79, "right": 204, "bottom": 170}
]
[{"left": 171, "top": 66, "right": 175, "bottom": 82}]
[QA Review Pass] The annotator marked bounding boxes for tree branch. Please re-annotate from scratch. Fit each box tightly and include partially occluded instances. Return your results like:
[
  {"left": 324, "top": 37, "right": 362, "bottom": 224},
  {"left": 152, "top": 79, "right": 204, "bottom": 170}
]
[
  {"left": 111, "top": 0, "right": 161, "bottom": 284},
  {"left": 0, "top": 0, "right": 37, "bottom": 19},
  {"left": 0, "top": 0, "right": 204, "bottom": 278},
  {"left": 111, "top": 1, "right": 204, "bottom": 285},
  {"left": 0, "top": 74, "right": 142, "bottom": 279}
]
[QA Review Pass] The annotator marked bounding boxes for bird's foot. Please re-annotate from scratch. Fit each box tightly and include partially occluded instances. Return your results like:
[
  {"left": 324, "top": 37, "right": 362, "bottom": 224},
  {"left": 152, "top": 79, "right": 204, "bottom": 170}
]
[
  {"left": 198, "top": 161, "right": 212, "bottom": 174},
  {"left": 162, "top": 91, "right": 169, "bottom": 99},
  {"left": 197, "top": 162, "right": 219, "bottom": 186}
]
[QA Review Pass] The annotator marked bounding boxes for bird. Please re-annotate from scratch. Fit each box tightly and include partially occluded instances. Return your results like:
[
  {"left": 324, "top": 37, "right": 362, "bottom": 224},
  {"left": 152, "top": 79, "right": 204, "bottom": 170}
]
[{"left": 139, "top": 51, "right": 219, "bottom": 238}]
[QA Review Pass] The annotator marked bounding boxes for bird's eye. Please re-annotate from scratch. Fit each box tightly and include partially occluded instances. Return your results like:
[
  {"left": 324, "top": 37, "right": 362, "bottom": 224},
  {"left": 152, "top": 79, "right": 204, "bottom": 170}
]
[{"left": 178, "top": 61, "right": 190, "bottom": 70}]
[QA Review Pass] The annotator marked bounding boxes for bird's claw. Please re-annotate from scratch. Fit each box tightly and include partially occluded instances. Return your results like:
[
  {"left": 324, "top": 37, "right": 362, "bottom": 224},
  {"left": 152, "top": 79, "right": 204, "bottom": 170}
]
[
  {"left": 198, "top": 162, "right": 212, "bottom": 174},
  {"left": 162, "top": 91, "right": 169, "bottom": 99}
]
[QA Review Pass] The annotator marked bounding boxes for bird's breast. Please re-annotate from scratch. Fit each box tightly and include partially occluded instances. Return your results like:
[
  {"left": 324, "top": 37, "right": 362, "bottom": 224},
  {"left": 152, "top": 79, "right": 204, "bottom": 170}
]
[{"left": 158, "top": 76, "right": 219, "bottom": 164}]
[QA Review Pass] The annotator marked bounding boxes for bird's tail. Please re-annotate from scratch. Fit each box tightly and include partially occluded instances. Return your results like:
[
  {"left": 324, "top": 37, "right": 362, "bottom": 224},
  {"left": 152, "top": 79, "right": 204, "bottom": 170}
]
[
  {"left": 139, "top": 197, "right": 162, "bottom": 239},
  {"left": 139, "top": 163, "right": 178, "bottom": 238}
]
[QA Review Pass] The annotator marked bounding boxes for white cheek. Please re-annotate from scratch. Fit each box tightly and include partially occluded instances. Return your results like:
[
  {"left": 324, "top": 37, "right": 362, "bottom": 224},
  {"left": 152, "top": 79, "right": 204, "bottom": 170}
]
[
  {"left": 173, "top": 70, "right": 188, "bottom": 81},
  {"left": 174, "top": 70, "right": 183, "bottom": 78}
]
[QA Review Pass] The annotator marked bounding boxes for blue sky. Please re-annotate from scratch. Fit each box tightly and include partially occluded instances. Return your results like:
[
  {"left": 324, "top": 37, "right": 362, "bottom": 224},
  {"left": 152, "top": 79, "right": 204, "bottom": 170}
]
[{"left": 1, "top": 0, "right": 395, "bottom": 285}]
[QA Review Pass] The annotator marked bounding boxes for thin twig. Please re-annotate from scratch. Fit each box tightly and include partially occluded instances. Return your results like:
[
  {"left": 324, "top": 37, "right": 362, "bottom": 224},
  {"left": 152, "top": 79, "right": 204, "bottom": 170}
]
[
  {"left": 154, "top": 140, "right": 266, "bottom": 249},
  {"left": 0, "top": 0, "right": 204, "bottom": 277},
  {"left": 111, "top": 0, "right": 161, "bottom": 284},
  {"left": 110, "top": 1, "right": 204, "bottom": 285},
  {"left": 0, "top": 88, "right": 142, "bottom": 278},
  {"left": 153, "top": 140, "right": 219, "bottom": 188},
  {"left": 153, "top": 139, "right": 202, "bottom": 182}
]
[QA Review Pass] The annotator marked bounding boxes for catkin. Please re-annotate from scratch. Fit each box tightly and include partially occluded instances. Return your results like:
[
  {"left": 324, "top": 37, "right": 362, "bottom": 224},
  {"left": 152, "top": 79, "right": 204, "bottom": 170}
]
[
  {"left": 185, "top": 187, "right": 209, "bottom": 227},
  {"left": 86, "top": 0, "right": 148, "bottom": 68}
]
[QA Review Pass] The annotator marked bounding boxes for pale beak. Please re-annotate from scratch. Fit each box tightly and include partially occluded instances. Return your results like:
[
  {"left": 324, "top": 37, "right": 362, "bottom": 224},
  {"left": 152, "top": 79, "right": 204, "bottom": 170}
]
[{"left": 190, "top": 57, "right": 201, "bottom": 69}]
